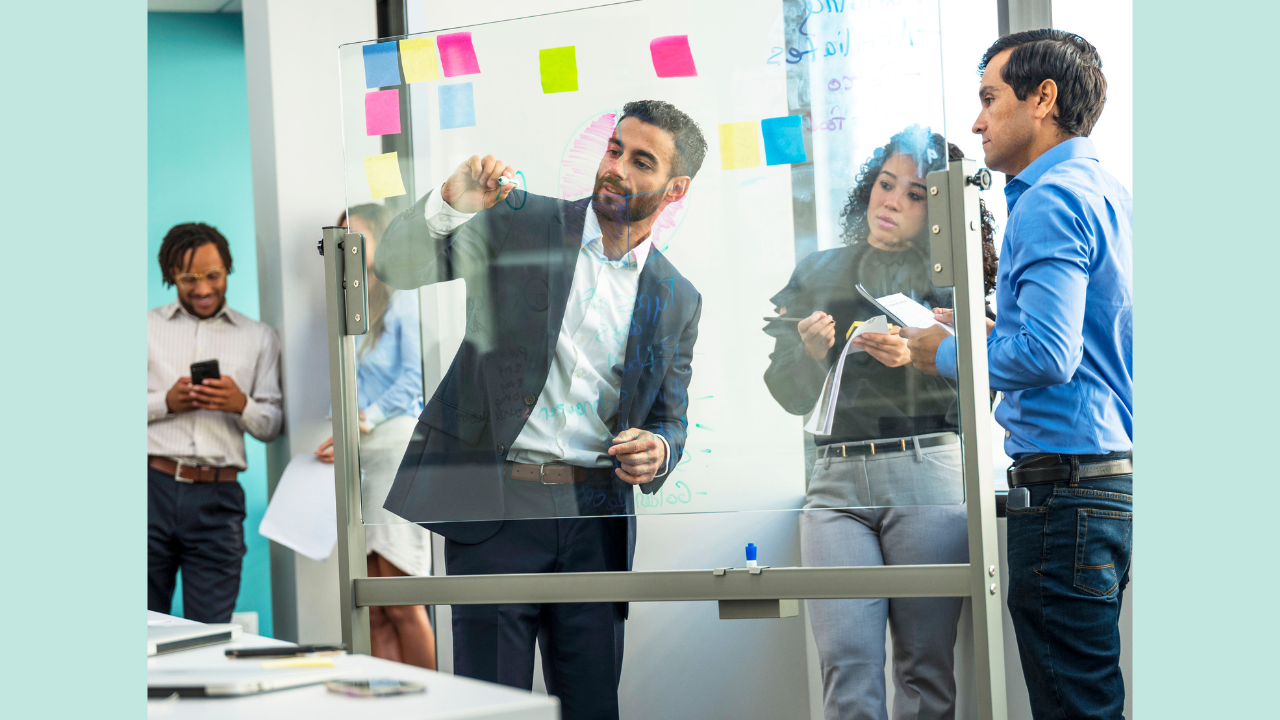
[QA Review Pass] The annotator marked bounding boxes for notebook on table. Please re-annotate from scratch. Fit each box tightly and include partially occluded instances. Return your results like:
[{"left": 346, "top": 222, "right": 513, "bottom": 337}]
[
  {"left": 147, "top": 666, "right": 346, "bottom": 698},
  {"left": 147, "top": 623, "right": 242, "bottom": 656}
]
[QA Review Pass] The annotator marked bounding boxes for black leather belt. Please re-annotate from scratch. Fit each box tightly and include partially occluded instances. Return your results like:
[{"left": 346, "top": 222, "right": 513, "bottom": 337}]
[
  {"left": 1007, "top": 453, "right": 1133, "bottom": 488},
  {"left": 819, "top": 433, "right": 959, "bottom": 459}
]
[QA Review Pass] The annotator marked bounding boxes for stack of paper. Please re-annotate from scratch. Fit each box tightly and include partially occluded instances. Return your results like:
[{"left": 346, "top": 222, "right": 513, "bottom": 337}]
[
  {"left": 804, "top": 315, "right": 888, "bottom": 436},
  {"left": 258, "top": 454, "right": 337, "bottom": 562},
  {"left": 873, "top": 293, "right": 955, "bottom": 335}
]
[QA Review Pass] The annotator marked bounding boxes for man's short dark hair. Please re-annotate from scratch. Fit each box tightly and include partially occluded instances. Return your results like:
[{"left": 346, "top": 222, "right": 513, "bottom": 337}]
[
  {"left": 158, "top": 222, "right": 233, "bottom": 287},
  {"left": 619, "top": 100, "right": 708, "bottom": 180},
  {"left": 979, "top": 29, "right": 1107, "bottom": 137}
]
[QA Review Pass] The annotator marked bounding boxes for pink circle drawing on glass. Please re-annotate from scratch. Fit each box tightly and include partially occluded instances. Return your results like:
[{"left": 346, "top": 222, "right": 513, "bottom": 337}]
[{"left": 558, "top": 110, "right": 688, "bottom": 254}]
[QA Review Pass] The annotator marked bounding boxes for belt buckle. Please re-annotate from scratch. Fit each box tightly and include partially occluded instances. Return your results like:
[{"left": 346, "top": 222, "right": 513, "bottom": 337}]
[
  {"left": 173, "top": 460, "right": 195, "bottom": 483},
  {"left": 539, "top": 464, "right": 553, "bottom": 485}
]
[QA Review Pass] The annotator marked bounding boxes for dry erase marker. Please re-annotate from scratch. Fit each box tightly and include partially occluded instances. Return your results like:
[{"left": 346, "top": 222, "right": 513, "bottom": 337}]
[
  {"left": 745, "top": 543, "right": 758, "bottom": 568},
  {"left": 497, "top": 176, "right": 521, "bottom": 187}
]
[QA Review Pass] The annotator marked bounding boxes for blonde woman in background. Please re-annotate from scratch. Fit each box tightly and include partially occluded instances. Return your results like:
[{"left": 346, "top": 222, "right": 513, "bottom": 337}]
[{"left": 316, "top": 203, "right": 435, "bottom": 669}]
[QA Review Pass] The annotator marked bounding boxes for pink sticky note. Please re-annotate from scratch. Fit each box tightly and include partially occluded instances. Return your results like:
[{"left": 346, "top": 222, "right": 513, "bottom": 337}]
[
  {"left": 650, "top": 35, "right": 697, "bottom": 78},
  {"left": 364, "top": 89, "right": 400, "bottom": 136},
  {"left": 437, "top": 31, "right": 480, "bottom": 77}
]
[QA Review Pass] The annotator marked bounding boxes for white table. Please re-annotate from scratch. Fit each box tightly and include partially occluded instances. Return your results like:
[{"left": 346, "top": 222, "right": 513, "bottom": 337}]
[{"left": 147, "top": 612, "right": 559, "bottom": 719}]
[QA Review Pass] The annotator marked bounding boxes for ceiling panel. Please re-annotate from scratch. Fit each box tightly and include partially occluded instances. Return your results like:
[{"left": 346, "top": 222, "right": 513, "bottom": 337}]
[{"left": 148, "top": 0, "right": 240, "bottom": 11}]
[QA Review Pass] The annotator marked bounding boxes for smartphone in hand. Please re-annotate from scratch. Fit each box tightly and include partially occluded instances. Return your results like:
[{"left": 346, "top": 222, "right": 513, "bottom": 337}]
[{"left": 190, "top": 359, "right": 221, "bottom": 385}]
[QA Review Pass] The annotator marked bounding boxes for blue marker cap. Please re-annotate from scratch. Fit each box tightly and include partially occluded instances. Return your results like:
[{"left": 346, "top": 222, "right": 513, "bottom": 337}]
[{"left": 745, "top": 543, "right": 757, "bottom": 561}]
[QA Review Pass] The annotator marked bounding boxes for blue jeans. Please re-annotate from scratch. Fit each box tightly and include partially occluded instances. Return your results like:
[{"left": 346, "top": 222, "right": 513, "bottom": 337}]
[{"left": 1006, "top": 471, "right": 1132, "bottom": 719}]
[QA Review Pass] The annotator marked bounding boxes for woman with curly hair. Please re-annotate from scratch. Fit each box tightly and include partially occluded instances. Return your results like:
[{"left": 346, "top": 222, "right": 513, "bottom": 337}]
[{"left": 763, "top": 126, "right": 997, "bottom": 720}]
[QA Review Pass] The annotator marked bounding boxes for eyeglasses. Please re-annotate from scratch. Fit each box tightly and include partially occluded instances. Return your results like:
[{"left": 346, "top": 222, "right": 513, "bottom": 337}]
[{"left": 174, "top": 269, "right": 227, "bottom": 288}]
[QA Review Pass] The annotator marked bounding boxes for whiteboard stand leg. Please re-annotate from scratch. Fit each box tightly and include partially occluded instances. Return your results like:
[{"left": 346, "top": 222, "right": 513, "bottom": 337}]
[
  {"left": 322, "top": 225, "right": 371, "bottom": 655},
  {"left": 928, "top": 160, "right": 1008, "bottom": 720}
]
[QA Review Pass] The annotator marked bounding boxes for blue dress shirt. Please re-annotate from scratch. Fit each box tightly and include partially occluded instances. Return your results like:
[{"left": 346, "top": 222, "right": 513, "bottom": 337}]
[
  {"left": 935, "top": 137, "right": 1132, "bottom": 458},
  {"left": 357, "top": 289, "right": 425, "bottom": 425}
]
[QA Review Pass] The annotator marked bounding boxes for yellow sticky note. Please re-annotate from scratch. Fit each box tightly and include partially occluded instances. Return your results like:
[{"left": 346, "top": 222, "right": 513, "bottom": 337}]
[
  {"left": 399, "top": 37, "right": 440, "bottom": 83},
  {"left": 364, "top": 152, "right": 406, "bottom": 199},
  {"left": 718, "top": 121, "right": 760, "bottom": 170},
  {"left": 261, "top": 658, "right": 336, "bottom": 669},
  {"left": 539, "top": 46, "right": 579, "bottom": 93}
]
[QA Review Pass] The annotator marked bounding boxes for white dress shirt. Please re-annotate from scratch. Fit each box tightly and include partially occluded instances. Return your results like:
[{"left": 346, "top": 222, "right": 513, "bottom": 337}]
[
  {"left": 422, "top": 189, "right": 670, "bottom": 475},
  {"left": 147, "top": 302, "right": 283, "bottom": 470}
]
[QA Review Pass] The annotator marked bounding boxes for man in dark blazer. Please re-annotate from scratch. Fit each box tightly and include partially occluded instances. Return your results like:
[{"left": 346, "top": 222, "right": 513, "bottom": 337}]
[{"left": 373, "top": 100, "right": 706, "bottom": 720}]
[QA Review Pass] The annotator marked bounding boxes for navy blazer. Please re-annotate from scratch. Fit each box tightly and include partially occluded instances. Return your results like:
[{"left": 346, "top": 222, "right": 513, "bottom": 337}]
[{"left": 373, "top": 189, "right": 702, "bottom": 554}]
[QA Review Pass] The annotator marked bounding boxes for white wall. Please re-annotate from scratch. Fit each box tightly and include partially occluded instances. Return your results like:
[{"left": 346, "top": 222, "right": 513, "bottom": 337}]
[
  {"left": 1053, "top": 0, "right": 1133, "bottom": 191},
  {"left": 244, "top": 0, "right": 377, "bottom": 643}
]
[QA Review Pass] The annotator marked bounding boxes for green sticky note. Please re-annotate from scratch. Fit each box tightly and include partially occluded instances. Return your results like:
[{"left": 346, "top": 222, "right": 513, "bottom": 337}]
[{"left": 539, "top": 46, "right": 578, "bottom": 94}]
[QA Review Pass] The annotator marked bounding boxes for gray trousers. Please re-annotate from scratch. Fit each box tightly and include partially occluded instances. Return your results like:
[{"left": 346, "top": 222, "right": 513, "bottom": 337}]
[{"left": 802, "top": 443, "right": 968, "bottom": 720}]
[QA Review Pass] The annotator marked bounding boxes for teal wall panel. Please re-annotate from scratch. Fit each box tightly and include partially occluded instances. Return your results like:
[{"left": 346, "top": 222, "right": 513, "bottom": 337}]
[{"left": 148, "top": 11, "right": 272, "bottom": 638}]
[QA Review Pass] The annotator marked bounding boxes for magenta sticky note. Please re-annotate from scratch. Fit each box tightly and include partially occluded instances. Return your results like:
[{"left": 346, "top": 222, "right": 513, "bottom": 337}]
[
  {"left": 437, "top": 31, "right": 480, "bottom": 77},
  {"left": 650, "top": 35, "right": 697, "bottom": 78},
  {"left": 364, "top": 89, "right": 400, "bottom": 136}
]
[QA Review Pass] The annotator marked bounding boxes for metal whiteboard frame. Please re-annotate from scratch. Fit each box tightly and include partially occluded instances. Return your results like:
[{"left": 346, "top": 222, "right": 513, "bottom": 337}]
[{"left": 322, "top": 160, "right": 1008, "bottom": 719}]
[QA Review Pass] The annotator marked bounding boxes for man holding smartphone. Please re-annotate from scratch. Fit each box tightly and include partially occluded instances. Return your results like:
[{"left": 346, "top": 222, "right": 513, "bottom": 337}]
[{"left": 147, "top": 223, "right": 282, "bottom": 623}]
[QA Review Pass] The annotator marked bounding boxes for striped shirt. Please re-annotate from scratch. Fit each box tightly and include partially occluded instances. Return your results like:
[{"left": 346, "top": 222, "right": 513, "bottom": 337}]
[{"left": 147, "top": 302, "right": 283, "bottom": 470}]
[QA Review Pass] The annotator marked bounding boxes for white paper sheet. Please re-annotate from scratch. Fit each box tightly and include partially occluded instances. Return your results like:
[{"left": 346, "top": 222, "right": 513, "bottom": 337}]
[
  {"left": 258, "top": 454, "right": 337, "bottom": 562},
  {"left": 875, "top": 293, "right": 955, "bottom": 335},
  {"left": 804, "top": 315, "right": 889, "bottom": 436}
]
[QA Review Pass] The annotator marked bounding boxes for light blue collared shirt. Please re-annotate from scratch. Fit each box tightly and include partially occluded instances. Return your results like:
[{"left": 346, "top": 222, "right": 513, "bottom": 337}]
[
  {"left": 935, "top": 137, "right": 1132, "bottom": 458},
  {"left": 357, "top": 290, "right": 424, "bottom": 426}
]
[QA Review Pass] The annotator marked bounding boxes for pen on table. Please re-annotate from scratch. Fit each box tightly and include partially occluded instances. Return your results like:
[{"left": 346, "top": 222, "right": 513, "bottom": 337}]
[
  {"left": 762, "top": 316, "right": 802, "bottom": 323},
  {"left": 226, "top": 644, "right": 348, "bottom": 659}
]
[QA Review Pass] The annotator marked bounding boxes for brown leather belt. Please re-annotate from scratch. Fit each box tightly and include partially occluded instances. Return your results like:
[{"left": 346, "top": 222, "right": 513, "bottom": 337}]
[
  {"left": 149, "top": 456, "right": 239, "bottom": 483},
  {"left": 506, "top": 461, "right": 593, "bottom": 485}
]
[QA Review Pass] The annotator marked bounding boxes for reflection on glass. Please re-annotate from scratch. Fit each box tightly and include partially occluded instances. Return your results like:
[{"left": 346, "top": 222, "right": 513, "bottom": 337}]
[
  {"left": 374, "top": 101, "right": 704, "bottom": 527},
  {"left": 334, "top": 0, "right": 961, "bottom": 525},
  {"left": 763, "top": 128, "right": 998, "bottom": 719},
  {"left": 766, "top": 126, "right": 964, "bottom": 508},
  {"left": 331, "top": 0, "right": 973, "bottom": 710},
  {"left": 317, "top": 205, "right": 435, "bottom": 668}
]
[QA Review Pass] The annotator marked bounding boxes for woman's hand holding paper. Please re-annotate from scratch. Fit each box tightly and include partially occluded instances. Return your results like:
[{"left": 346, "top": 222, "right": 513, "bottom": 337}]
[{"left": 853, "top": 326, "right": 912, "bottom": 368}]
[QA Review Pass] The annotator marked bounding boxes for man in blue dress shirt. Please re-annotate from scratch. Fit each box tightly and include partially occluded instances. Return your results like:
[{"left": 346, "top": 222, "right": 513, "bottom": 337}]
[{"left": 904, "top": 30, "right": 1132, "bottom": 718}]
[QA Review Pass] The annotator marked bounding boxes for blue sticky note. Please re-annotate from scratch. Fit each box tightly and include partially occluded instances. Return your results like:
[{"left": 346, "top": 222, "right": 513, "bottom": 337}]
[
  {"left": 362, "top": 42, "right": 401, "bottom": 88},
  {"left": 761, "top": 115, "right": 807, "bottom": 166},
  {"left": 438, "top": 82, "right": 476, "bottom": 130}
]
